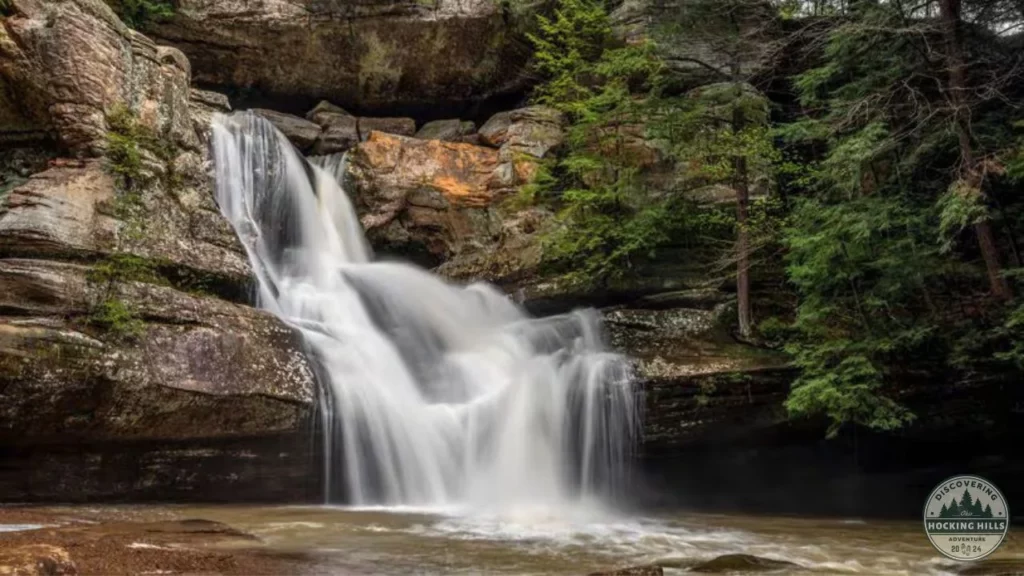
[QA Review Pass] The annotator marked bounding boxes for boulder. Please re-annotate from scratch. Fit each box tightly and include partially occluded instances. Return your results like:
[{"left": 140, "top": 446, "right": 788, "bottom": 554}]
[
  {"left": 0, "top": 0, "right": 198, "bottom": 156},
  {"left": 415, "top": 119, "right": 477, "bottom": 142},
  {"left": 478, "top": 106, "right": 565, "bottom": 160},
  {"left": 345, "top": 131, "right": 534, "bottom": 266},
  {"left": 251, "top": 109, "right": 321, "bottom": 151},
  {"left": 306, "top": 100, "right": 351, "bottom": 125},
  {"left": 689, "top": 554, "right": 798, "bottom": 573},
  {"left": 146, "top": 0, "right": 532, "bottom": 116},
  {"left": 312, "top": 112, "right": 360, "bottom": 155},
  {"left": 358, "top": 117, "right": 417, "bottom": 140}
]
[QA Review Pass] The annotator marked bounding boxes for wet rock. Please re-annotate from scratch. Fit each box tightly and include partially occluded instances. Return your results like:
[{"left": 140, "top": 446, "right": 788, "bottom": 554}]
[
  {"left": 0, "top": 510, "right": 314, "bottom": 575},
  {"left": 415, "top": 119, "right": 477, "bottom": 142},
  {"left": 358, "top": 117, "right": 417, "bottom": 141},
  {"left": 251, "top": 109, "right": 321, "bottom": 152},
  {"left": 689, "top": 554, "right": 799, "bottom": 573},
  {"left": 589, "top": 565, "right": 663, "bottom": 576},
  {"left": 312, "top": 112, "right": 360, "bottom": 155},
  {"left": 189, "top": 89, "right": 232, "bottom": 142},
  {"left": 146, "top": 0, "right": 531, "bottom": 115},
  {"left": 0, "top": 544, "right": 77, "bottom": 576}
]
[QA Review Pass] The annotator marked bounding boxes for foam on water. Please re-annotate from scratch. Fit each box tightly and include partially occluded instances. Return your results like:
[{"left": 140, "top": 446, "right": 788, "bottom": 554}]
[{"left": 211, "top": 112, "right": 639, "bottom": 511}]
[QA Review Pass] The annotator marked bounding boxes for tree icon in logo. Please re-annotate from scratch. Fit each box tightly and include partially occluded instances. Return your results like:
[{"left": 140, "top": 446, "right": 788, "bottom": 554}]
[{"left": 938, "top": 488, "right": 994, "bottom": 518}]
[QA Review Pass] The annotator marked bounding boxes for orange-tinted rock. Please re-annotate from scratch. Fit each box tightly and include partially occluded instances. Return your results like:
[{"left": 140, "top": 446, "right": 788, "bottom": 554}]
[{"left": 346, "top": 131, "right": 521, "bottom": 265}]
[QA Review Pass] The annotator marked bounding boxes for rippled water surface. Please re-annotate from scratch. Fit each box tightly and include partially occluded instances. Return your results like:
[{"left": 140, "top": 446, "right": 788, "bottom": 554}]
[{"left": 71, "top": 505, "right": 1016, "bottom": 575}]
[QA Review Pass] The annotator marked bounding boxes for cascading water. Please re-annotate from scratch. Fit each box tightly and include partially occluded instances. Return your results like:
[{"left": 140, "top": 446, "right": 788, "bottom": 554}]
[{"left": 211, "top": 111, "right": 639, "bottom": 510}]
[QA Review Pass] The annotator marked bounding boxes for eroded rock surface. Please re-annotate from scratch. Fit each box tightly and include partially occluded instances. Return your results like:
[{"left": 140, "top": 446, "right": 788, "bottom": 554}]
[
  {"left": 0, "top": 510, "right": 316, "bottom": 575},
  {"left": 0, "top": 0, "right": 319, "bottom": 503},
  {"left": 147, "top": 0, "right": 532, "bottom": 116},
  {"left": 0, "top": 0, "right": 198, "bottom": 156}
]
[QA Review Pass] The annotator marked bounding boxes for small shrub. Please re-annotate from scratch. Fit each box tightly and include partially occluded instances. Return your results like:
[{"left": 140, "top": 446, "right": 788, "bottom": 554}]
[
  {"left": 88, "top": 253, "right": 162, "bottom": 285},
  {"left": 88, "top": 299, "right": 145, "bottom": 341}
]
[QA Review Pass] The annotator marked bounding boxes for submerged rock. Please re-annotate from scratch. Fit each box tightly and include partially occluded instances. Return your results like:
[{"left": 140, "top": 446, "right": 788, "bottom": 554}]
[
  {"left": 0, "top": 510, "right": 312, "bottom": 575},
  {"left": 688, "top": 554, "right": 799, "bottom": 573},
  {"left": 589, "top": 565, "right": 663, "bottom": 576}
]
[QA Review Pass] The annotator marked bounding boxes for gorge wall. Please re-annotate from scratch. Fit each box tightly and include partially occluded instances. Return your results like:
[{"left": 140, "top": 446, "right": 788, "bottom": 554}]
[{"left": 1, "top": 0, "right": 1020, "bottom": 516}]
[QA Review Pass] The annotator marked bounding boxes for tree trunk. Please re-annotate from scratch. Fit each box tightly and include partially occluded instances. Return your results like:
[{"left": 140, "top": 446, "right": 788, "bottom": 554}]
[
  {"left": 735, "top": 155, "right": 752, "bottom": 339},
  {"left": 939, "top": 0, "right": 1012, "bottom": 301}
]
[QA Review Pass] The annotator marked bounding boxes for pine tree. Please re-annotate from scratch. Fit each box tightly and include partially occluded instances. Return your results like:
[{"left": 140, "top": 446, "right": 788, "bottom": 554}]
[
  {"left": 940, "top": 502, "right": 949, "bottom": 517},
  {"left": 653, "top": 0, "right": 781, "bottom": 340},
  {"left": 961, "top": 489, "right": 975, "bottom": 515},
  {"left": 524, "top": 0, "right": 673, "bottom": 286},
  {"left": 946, "top": 498, "right": 962, "bottom": 517},
  {"left": 984, "top": 503, "right": 994, "bottom": 518},
  {"left": 775, "top": 0, "right": 1024, "bottom": 433}
]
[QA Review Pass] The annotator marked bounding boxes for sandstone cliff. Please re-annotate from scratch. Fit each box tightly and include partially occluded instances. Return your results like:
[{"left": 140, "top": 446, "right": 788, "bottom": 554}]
[{"left": 0, "top": 0, "right": 320, "bottom": 501}]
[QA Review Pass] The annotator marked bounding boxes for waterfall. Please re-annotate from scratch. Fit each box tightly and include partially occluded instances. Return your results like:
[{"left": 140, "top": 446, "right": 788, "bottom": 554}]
[{"left": 211, "top": 111, "right": 639, "bottom": 509}]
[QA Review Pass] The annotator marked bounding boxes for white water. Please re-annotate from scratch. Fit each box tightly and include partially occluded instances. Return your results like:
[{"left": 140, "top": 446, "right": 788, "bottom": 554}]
[{"left": 211, "top": 112, "right": 638, "bottom": 509}]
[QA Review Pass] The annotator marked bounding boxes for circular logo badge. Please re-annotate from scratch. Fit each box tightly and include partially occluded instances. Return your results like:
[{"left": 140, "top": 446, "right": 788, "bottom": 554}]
[{"left": 924, "top": 475, "right": 1010, "bottom": 561}]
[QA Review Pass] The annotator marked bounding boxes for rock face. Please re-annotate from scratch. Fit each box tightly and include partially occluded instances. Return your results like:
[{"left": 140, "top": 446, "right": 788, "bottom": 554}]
[
  {"left": 146, "top": 0, "right": 532, "bottom": 116},
  {"left": 612, "top": 0, "right": 782, "bottom": 88},
  {"left": 344, "top": 107, "right": 563, "bottom": 268},
  {"left": 0, "top": 0, "right": 198, "bottom": 156},
  {"left": 0, "top": 0, "right": 321, "bottom": 502}
]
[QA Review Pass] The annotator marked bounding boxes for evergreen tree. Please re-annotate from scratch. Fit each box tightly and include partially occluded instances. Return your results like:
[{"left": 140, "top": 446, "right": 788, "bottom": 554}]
[
  {"left": 524, "top": 0, "right": 673, "bottom": 286},
  {"left": 946, "top": 498, "right": 962, "bottom": 517},
  {"left": 984, "top": 503, "right": 994, "bottom": 518},
  {"left": 972, "top": 496, "right": 985, "bottom": 517},
  {"left": 653, "top": 0, "right": 782, "bottom": 340},
  {"left": 775, "top": 0, "right": 1024, "bottom": 433},
  {"left": 940, "top": 502, "right": 949, "bottom": 517},
  {"left": 961, "top": 488, "right": 975, "bottom": 515}
]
